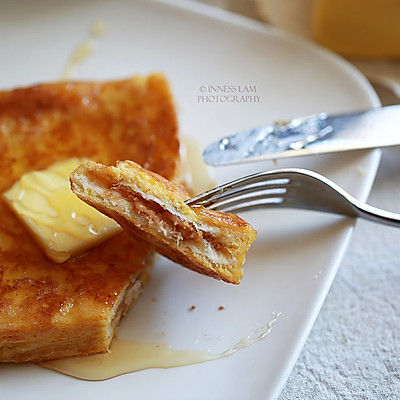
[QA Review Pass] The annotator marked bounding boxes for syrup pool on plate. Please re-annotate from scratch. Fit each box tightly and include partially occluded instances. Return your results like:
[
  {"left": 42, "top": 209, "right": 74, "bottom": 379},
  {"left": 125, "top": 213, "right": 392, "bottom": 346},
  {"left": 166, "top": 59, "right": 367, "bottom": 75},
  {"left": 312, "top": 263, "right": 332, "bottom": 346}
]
[{"left": 40, "top": 313, "right": 281, "bottom": 381}]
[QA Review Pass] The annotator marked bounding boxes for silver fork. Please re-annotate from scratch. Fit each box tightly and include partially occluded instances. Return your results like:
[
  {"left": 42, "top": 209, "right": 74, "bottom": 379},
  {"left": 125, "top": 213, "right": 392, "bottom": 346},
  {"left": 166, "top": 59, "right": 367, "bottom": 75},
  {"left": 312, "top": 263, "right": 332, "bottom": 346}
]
[{"left": 185, "top": 168, "right": 400, "bottom": 228}]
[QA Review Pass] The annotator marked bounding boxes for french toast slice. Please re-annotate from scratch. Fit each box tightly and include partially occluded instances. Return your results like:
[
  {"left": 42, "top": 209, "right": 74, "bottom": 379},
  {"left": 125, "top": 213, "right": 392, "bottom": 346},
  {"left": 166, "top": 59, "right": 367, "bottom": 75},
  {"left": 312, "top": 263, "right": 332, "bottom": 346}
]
[
  {"left": 0, "top": 74, "right": 180, "bottom": 362},
  {"left": 70, "top": 160, "right": 257, "bottom": 285}
]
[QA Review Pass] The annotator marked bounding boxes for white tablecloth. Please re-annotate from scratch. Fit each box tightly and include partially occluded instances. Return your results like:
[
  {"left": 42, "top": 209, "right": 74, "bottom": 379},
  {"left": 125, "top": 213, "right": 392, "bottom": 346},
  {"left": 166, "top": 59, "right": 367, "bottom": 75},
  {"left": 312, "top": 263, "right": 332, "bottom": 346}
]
[
  {"left": 197, "top": 1, "right": 400, "bottom": 398},
  {"left": 279, "top": 146, "right": 400, "bottom": 400}
]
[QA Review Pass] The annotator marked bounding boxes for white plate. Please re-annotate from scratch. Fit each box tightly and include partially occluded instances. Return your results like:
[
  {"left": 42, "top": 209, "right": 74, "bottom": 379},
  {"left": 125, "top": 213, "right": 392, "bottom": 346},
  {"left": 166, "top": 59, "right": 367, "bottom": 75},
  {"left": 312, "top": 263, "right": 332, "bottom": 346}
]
[{"left": 0, "top": 0, "right": 380, "bottom": 399}]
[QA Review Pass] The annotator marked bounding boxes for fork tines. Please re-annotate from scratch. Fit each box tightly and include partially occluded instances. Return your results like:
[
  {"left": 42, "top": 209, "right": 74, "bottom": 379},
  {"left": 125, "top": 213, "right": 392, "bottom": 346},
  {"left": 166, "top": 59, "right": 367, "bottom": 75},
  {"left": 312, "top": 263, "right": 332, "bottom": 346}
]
[{"left": 185, "top": 171, "right": 292, "bottom": 213}]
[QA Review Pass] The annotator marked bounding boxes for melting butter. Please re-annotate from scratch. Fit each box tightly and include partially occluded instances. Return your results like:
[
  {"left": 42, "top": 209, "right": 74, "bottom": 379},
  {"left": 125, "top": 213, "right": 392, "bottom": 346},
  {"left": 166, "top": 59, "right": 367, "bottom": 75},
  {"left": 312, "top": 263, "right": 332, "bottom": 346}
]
[
  {"left": 3, "top": 158, "right": 122, "bottom": 263},
  {"left": 90, "top": 19, "right": 108, "bottom": 37},
  {"left": 181, "top": 135, "right": 216, "bottom": 195},
  {"left": 41, "top": 339, "right": 216, "bottom": 381},
  {"left": 60, "top": 19, "right": 108, "bottom": 80},
  {"left": 40, "top": 313, "right": 281, "bottom": 381}
]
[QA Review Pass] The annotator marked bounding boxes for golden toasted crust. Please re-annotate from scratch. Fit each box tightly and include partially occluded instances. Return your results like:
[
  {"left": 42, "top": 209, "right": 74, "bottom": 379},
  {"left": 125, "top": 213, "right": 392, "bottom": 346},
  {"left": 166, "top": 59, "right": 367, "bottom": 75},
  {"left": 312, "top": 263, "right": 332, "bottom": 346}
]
[
  {"left": 70, "top": 160, "right": 257, "bottom": 285},
  {"left": 0, "top": 74, "right": 180, "bottom": 362}
]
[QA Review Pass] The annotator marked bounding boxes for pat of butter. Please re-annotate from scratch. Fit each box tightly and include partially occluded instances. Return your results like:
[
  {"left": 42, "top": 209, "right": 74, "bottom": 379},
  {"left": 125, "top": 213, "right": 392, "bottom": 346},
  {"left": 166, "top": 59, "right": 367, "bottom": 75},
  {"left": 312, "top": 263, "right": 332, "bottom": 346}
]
[
  {"left": 3, "top": 158, "right": 122, "bottom": 263},
  {"left": 313, "top": 0, "right": 400, "bottom": 58}
]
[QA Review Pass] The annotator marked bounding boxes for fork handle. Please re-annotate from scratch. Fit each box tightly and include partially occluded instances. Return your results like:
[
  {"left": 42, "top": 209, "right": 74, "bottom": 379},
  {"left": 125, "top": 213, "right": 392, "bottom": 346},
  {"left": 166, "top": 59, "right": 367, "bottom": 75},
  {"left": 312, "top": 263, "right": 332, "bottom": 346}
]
[{"left": 353, "top": 200, "right": 400, "bottom": 228}]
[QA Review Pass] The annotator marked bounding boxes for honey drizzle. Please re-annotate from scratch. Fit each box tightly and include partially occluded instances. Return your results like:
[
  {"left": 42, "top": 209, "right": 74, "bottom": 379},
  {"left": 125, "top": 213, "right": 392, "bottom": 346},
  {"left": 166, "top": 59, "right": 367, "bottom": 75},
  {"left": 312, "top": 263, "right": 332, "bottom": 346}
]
[{"left": 40, "top": 313, "right": 281, "bottom": 381}]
